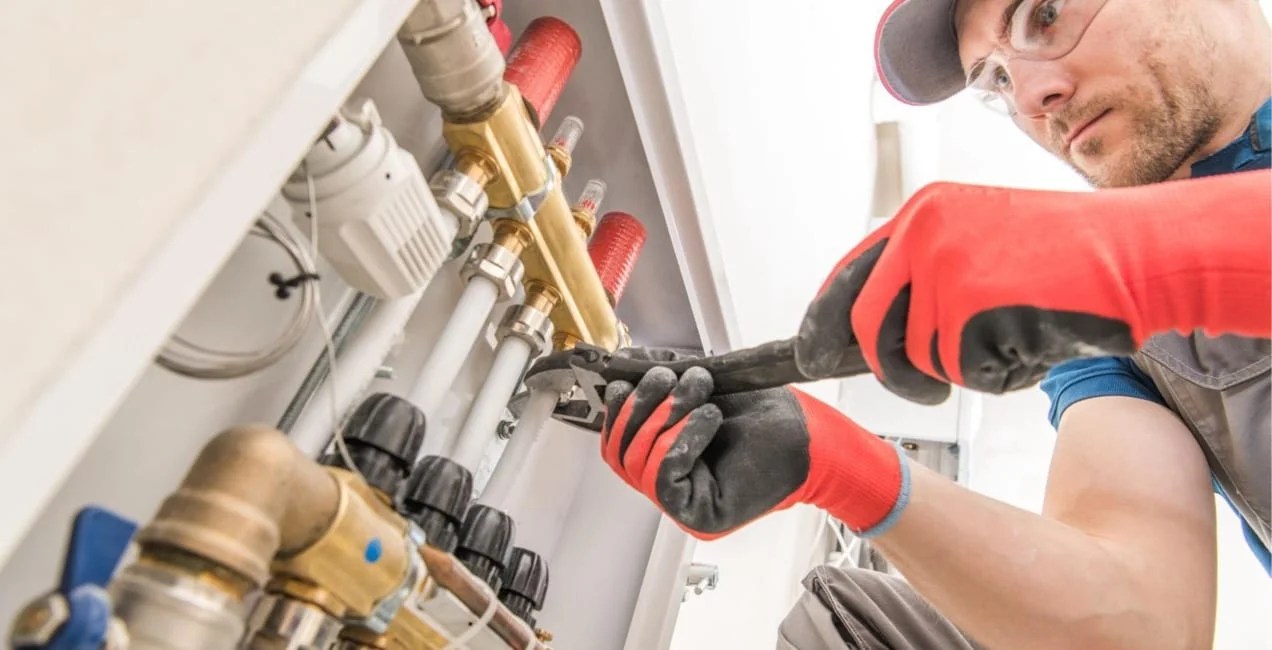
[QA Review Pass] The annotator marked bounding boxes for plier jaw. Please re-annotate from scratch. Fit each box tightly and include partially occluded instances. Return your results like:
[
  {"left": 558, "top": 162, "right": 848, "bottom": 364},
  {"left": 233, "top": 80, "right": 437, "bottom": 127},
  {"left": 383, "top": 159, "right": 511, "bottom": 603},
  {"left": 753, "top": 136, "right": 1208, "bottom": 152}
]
[{"left": 521, "top": 344, "right": 613, "bottom": 433}]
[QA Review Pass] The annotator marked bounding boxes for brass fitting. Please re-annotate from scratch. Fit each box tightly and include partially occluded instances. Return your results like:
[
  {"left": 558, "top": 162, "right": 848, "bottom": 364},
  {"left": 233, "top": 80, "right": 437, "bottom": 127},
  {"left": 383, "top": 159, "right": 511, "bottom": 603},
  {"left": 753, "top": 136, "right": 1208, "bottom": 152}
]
[
  {"left": 429, "top": 151, "right": 496, "bottom": 254},
  {"left": 546, "top": 116, "right": 584, "bottom": 180},
  {"left": 442, "top": 86, "right": 621, "bottom": 350},
  {"left": 117, "top": 426, "right": 549, "bottom": 649},
  {"left": 552, "top": 332, "right": 581, "bottom": 351},
  {"left": 268, "top": 470, "right": 413, "bottom": 621},
  {"left": 136, "top": 425, "right": 339, "bottom": 588},
  {"left": 460, "top": 227, "right": 529, "bottom": 300},
  {"left": 569, "top": 179, "right": 607, "bottom": 239},
  {"left": 571, "top": 206, "right": 596, "bottom": 239},
  {"left": 133, "top": 427, "right": 416, "bottom": 629},
  {"left": 497, "top": 281, "right": 560, "bottom": 356},
  {"left": 546, "top": 143, "right": 571, "bottom": 178}
]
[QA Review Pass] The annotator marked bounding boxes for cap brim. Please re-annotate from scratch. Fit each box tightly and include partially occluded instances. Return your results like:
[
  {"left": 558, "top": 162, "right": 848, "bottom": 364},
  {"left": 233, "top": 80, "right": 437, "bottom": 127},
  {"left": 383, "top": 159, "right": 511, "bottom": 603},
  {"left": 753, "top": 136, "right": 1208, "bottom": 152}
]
[{"left": 874, "top": 0, "right": 967, "bottom": 105}]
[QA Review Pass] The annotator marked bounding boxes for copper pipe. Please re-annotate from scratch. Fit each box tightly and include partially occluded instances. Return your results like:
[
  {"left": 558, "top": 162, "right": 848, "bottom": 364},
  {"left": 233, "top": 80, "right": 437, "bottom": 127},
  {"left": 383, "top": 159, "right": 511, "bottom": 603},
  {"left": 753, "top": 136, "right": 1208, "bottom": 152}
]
[{"left": 418, "top": 545, "right": 542, "bottom": 648}]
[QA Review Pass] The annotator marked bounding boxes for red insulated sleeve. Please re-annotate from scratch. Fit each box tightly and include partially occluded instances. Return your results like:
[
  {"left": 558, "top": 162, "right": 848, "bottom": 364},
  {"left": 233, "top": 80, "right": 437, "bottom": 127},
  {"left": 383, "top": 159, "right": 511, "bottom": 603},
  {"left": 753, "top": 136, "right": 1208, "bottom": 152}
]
[
  {"left": 503, "top": 17, "right": 582, "bottom": 128},
  {"left": 588, "top": 212, "right": 647, "bottom": 306},
  {"left": 477, "top": 0, "right": 513, "bottom": 55}
]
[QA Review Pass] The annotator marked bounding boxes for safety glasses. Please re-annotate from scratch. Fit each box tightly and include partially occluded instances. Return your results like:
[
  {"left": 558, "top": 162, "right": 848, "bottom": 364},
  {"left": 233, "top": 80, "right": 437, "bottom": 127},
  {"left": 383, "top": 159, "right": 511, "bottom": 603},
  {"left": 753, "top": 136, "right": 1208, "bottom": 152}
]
[{"left": 965, "top": 0, "right": 1112, "bottom": 116}]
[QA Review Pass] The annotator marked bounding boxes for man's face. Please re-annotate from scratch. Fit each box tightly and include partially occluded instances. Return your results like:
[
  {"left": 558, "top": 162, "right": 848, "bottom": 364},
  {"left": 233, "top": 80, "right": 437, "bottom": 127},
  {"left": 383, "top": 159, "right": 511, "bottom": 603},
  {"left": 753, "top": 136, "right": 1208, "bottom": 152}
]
[{"left": 955, "top": 0, "right": 1223, "bottom": 188}]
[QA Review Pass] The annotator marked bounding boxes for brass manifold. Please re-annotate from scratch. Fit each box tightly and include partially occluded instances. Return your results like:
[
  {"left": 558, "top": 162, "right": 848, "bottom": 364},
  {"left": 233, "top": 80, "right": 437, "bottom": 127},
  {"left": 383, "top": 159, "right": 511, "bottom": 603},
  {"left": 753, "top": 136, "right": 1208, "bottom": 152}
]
[
  {"left": 443, "top": 83, "right": 625, "bottom": 352},
  {"left": 129, "top": 426, "right": 542, "bottom": 649}
]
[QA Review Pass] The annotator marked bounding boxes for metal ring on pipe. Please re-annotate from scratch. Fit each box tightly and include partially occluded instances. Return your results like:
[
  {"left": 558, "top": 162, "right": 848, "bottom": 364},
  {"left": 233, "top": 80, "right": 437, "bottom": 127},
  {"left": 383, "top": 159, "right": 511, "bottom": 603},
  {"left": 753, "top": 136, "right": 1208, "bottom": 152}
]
[
  {"left": 485, "top": 153, "right": 557, "bottom": 222},
  {"left": 156, "top": 212, "right": 318, "bottom": 379}
]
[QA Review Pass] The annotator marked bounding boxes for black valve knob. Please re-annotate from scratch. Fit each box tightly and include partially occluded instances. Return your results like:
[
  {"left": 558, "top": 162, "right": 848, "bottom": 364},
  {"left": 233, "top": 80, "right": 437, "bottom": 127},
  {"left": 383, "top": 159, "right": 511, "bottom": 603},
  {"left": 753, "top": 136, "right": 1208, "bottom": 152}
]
[
  {"left": 319, "top": 393, "right": 425, "bottom": 497},
  {"left": 400, "top": 456, "right": 473, "bottom": 553},
  {"left": 455, "top": 505, "right": 515, "bottom": 592},
  {"left": 499, "top": 547, "right": 549, "bottom": 629}
]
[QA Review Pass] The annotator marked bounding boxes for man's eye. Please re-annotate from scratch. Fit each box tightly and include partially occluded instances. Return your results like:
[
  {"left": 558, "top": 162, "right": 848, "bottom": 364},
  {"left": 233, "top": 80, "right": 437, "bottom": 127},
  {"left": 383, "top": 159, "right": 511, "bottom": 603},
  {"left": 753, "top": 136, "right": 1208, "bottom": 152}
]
[
  {"left": 992, "top": 66, "right": 1011, "bottom": 90},
  {"left": 1034, "top": 0, "right": 1061, "bottom": 29}
]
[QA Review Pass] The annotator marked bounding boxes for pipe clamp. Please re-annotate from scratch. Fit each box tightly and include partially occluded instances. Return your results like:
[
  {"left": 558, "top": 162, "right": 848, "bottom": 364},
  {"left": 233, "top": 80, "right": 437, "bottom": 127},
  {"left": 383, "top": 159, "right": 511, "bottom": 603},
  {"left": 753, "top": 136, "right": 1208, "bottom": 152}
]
[{"left": 487, "top": 153, "right": 557, "bottom": 222}]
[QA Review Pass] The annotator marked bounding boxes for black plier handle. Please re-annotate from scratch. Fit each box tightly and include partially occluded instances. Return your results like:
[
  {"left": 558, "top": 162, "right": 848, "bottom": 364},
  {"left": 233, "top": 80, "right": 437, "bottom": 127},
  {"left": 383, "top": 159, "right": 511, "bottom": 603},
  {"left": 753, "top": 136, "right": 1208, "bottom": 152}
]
[{"left": 524, "top": 337, "right": 861, "bottom": 432}]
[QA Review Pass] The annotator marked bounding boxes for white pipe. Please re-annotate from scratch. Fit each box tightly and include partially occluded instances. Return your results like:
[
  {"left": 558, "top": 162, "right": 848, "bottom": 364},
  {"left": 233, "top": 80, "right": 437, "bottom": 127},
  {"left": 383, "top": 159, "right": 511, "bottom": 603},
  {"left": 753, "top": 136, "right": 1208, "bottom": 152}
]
[
  {"left": 477, "top": 388, "right": 560, "bottom": 508},
  {"left": 407, "top": 275, "right": 501, "bottom": 438},
  {"left": 290, "top": 289, "right": 426, "bottom": 457},
  {"left": 449, "top": 336, "right": 535, "bottom": 471}
]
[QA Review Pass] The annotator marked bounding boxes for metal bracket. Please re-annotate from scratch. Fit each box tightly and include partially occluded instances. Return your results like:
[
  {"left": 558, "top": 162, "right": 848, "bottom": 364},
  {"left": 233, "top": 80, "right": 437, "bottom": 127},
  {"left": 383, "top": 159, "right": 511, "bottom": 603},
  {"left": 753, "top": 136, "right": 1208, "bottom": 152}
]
[
  {"left": 682, "top": 562, "right": 720, "bottom": 601},
  {"left": 487, "top": 153, "right": 558, "bottom": 222}
]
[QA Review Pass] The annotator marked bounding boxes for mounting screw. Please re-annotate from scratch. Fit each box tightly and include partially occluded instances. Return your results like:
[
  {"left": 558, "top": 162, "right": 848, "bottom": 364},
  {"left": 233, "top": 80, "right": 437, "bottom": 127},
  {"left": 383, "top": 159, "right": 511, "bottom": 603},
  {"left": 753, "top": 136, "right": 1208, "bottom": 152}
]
[
  {"left": 496, "top": 419, "right": 517, "bottom": 440},
  {"left": 682, "top": 562, "right": 720, "bottom": 601}
]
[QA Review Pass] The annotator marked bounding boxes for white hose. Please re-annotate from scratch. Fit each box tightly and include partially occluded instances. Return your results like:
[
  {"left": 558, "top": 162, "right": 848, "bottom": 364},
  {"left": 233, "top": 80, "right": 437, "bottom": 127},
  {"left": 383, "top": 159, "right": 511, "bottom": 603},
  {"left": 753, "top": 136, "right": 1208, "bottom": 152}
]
[
  {"left": 477, "top": 388, "right": 560, "bottom": 508},
  {"left": 289, "top": 290, "right": 426, "bottom": 456},
  {"left": 449, "top": 336, "right": 535, "bottom": 471},
  {"left": 407, "top": 276, "right": 502, "bottom": 439}
]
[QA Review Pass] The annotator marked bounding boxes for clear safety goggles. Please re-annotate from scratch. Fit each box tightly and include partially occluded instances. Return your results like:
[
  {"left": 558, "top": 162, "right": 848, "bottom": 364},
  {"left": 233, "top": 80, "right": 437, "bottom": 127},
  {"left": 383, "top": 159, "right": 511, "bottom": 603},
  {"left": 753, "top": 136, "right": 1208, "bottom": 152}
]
[{"left": 966, "top": 0, "right": 1112, "bottom": 116}]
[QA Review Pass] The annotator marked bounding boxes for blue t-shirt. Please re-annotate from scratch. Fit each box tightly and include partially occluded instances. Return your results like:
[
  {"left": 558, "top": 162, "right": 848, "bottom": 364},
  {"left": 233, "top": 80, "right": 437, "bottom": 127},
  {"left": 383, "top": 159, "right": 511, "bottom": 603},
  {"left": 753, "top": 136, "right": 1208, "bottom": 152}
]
[{"left": 1039, "top": 97, "right": 1272, "bottom": 576}]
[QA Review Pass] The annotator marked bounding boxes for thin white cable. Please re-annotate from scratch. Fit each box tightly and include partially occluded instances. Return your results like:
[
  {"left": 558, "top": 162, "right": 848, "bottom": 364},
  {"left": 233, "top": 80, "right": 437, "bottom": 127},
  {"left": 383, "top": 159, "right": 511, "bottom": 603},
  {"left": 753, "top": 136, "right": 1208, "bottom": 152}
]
[
  {"left": 306, "top": 167, "right": 361, "bottom": 477},
  {"left": 828, "top": 514, "right": 854, "bottom": 567},
  {"left": 156, "top": 213, "right": 317, "bottom": 378},
  {"left": 440, "top": 581, "right": 503, "bottom": 649}
]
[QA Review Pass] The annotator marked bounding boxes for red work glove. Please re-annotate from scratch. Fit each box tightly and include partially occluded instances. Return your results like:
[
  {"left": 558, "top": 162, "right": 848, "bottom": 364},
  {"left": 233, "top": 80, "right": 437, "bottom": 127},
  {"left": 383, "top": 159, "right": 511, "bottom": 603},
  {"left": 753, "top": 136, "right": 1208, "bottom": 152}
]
[
  {"left": 795, "top": 170, "right": 1272, "bottom": 405},
  {"left": 601, "top": 349, "right": 909, "bottom": 540}
]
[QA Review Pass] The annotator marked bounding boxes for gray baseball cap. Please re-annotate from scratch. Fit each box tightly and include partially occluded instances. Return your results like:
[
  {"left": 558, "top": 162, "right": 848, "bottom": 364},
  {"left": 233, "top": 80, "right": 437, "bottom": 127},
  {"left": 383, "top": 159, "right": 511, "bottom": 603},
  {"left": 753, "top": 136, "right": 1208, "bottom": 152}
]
[{"left": 875, "top": 0, "right": 966, "bottom": 105}]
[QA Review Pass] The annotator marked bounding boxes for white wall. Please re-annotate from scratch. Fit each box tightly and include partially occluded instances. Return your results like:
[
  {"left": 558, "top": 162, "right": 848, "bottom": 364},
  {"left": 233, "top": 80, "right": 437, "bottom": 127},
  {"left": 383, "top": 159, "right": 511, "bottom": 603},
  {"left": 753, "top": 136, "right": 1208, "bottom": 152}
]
[{"left": 650, "top": 1, "right": 888, "bottom": 647}]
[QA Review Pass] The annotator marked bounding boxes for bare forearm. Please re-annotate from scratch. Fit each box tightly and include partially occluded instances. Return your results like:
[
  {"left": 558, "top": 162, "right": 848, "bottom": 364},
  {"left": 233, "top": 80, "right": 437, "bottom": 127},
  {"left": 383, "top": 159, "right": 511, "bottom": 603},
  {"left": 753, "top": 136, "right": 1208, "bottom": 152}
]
[{"left": 871, "top": 463, "right": 1208, "bottom": 650}]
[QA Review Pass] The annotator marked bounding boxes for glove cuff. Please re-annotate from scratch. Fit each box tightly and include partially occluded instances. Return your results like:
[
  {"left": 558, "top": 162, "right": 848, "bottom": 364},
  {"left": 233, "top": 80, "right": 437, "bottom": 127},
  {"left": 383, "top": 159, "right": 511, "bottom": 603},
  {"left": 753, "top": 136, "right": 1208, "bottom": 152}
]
[
  {"left": 791, "top": 390, "right": 909, "bottom": 534},
  {"left": 858, "top": 444, "right": 910, "bottom": 538}
]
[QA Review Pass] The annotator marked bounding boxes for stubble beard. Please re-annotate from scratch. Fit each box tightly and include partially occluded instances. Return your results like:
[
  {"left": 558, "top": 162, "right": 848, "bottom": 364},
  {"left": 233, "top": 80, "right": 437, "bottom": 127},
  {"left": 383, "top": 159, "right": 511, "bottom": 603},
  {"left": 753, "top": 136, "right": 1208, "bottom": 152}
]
[{"left": 1055, "top": 61, "right": 1222, "bottom": 189}]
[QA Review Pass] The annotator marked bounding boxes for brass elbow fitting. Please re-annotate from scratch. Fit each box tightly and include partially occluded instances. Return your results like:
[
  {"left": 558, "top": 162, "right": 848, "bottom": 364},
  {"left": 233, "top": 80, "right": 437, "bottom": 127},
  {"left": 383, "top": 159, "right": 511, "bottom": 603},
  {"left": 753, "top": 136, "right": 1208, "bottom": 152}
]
[
  {"left": 132, "top": 427, "right": 419, "bottom": 631},
  {"left": 136, "top": 425, "right": 339, "bottom": 588}
]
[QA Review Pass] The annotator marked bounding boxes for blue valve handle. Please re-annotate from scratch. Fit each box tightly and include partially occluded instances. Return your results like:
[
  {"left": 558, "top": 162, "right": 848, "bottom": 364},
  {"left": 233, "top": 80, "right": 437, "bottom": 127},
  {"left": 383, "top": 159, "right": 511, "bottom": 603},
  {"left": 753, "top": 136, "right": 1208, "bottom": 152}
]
[
  {"left": 58, "top": 507, "right": 136, "bottom": 594},
  {"left": 13, "top": 506, "right": 136, "bottom": 650}
]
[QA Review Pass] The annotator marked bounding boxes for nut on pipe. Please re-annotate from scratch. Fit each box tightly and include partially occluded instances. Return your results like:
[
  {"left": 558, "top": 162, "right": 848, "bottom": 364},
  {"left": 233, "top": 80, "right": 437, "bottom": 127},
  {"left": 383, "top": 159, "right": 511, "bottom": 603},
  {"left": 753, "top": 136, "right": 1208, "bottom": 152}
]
[
  {"left": 135, "top": 426, "right": 338, "bottom": 587},
  {"left": 498, "top": 282, "right": 560, "bottom": 356},
  {"left": 397, "top": 0, "right": 506, "bottom": 118}
]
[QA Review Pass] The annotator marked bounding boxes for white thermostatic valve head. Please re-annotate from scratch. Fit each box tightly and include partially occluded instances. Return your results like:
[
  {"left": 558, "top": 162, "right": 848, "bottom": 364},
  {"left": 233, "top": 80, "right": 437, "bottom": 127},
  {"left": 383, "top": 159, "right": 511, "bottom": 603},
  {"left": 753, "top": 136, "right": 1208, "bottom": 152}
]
[{"left": 282, "top": 98, "right": 458, "bottom": 299}]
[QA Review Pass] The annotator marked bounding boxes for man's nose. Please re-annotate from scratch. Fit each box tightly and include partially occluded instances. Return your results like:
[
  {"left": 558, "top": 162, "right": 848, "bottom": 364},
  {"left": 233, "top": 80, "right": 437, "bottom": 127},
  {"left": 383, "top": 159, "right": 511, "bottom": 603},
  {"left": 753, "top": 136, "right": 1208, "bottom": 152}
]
[{"left": 1009, "top": 58, "right": 1074, "bottom": 117}]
